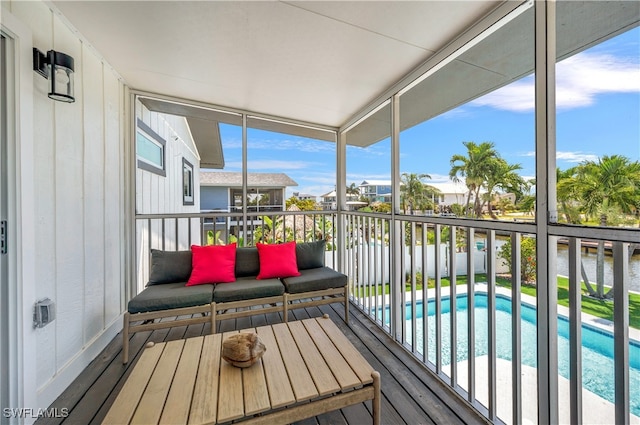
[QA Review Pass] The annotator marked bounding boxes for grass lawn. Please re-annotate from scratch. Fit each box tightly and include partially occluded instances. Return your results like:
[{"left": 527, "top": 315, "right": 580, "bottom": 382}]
[{"left": 353, "top": 274, "right": 640, "bottom": 329}]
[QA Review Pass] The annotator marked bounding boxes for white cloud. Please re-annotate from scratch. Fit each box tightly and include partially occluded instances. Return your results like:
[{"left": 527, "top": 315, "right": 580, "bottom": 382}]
[
  {"left": 346, "top": 173, "right": 391, "bottom": 184},
  {"left": 249, "top": 138, "right": 335, "bottom": 153},
  {"left": 521, "top": 151, "right": 599, "bottom": 163},
  {"left": 470, "top": 51, "right": 640, "bottom": 112},
  {"left": 226, "top": 160, "right": 312, "bottom": 170},
  {"left": 222, "top": 138, "right": 242, "bottom": 149},
  {"left": 423, "top": 173, "right": 452, "bottom": 183},
  {"left": 221, "top": 137, "right": 335, "bottom": 153},
  {"left": 440, "top": 107, "right": 473, "bottom": 119},
  {"left": 556, "top": 151, "right": 599, "bottom": 163},
  {"left": 287, "top": 184, "right": 335, "bottom": 198},
  {"left": 471, "top": 77, "right": 535, "bottom": 112},
  {"left": 346, "top": 144, "right": 389, "bottom": 157},
  {"left": 344, "top": 172, "right": 450, "bottom": 185},
  {"left": 296, "top": 172, "right": 337, "bottom": 185}
]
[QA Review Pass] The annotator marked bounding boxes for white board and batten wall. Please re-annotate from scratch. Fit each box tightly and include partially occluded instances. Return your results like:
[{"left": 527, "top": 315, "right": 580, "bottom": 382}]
[
  {"left": 5, "top": 0, "right": 203, "bottom": 412},
  {"left": 3, "top": 0, "right": 127, "bottom": 411},
  {"left": 135, "top": 101, "right": 202, "bottom": 293}
]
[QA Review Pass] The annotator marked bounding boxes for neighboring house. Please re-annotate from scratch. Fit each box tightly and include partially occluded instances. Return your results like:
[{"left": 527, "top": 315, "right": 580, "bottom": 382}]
[
  {"left": 357, "top": 179, "right": 474, "bottom": 208},
  {"left": 495, "top": 192, "right": 516, "bottom": 205},
  {"left": 429, "top": 182, "right": 476, "bottom": 207},
  {"left": 359, "top": 180, "right": 392, "bottom": 203},
  {"left": 320, "top": 190, "right": 337, "bottom": 210},
  {"left": 430, "top": 181, "right": 513, "bottom": 210},
  {"left": 320, "top": 189, "right": 365, "bottom": 211},
  {"left": 200, "top": 171, "right": 297, "bottom": 213},
  {"left": 292, "top": 192, "right": 317, "bottom": 202},
  {"left": 355, "top": 179, "right": 480, "bottom": 207},
  {"left": 200, "top": 172, "right": 298, "bottom": 240},
  {"left": 325, "top": 179, "right": 474, "bottom": 210}
]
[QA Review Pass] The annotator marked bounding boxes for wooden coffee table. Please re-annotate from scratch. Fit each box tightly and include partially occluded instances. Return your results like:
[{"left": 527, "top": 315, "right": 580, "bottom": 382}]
[{"left": 103, "top": 316, "right": 381, "bottom": 424}]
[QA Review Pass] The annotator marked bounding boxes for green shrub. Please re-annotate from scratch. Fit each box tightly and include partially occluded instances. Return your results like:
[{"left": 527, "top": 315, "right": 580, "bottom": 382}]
[
  {"left": 405, "top": 270, "right": 423, "bottom": 287},
  {"left": 498, "top": 236, "right": 536, "bottom": 284}
]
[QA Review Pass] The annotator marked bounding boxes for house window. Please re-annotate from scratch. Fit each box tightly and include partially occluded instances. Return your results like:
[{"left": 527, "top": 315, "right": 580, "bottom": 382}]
[
  {"left": 182, "top": 158, "right": 194, "bottom": 206},
  {"left": 136, "top": 119, "right": 166, "bottom": 176},
  {"left": 379, "top": 186, "right": 391, "bottom": 195}
]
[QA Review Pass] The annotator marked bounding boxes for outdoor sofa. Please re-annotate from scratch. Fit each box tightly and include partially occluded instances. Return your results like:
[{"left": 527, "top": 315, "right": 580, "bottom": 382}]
[{"left": 122, "top": 240, "right": 348, "bottom": 363}]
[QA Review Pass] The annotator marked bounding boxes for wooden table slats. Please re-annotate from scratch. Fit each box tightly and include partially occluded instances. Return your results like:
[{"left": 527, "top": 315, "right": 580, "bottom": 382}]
[
  {"left": 316, "top": 317, "right": 375, "bottom": 384},
  {"left": 239, "top": 329, "right": 271, "bottom": 415},
  {"left": 302, "top": 319, "right": 361, "bottom": 390},
  {"left": 131, "top": 340, "right": 185, "bottom": 425},
  {"left": 217, "top": 331, "right": 245, "bottom": 423},
  {"left": 159, "top": 337, "right": 203, "bottom": 424},
  {"left": 256, "top": 325, "right": 297, "bottom": 408},
  {"left": 104, "top": 317, "right": 380, "bottom": 425},
  {"left": 188, "top": 334, "right": 222, "bottom": 425},
  {"left": 271, "top": 323, "right": 319, "bottom": 402},
  {"left": 287, "top": 320, "right": 340, "bottom": 396},
  {"left": 102, "top": 341, "right": 165, "bottom": 425}
]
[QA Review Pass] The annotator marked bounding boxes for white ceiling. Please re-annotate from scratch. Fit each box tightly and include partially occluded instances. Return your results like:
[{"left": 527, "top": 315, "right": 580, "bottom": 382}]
[{"left": 52, "top": 0, "right": 501, "bottom": 129}]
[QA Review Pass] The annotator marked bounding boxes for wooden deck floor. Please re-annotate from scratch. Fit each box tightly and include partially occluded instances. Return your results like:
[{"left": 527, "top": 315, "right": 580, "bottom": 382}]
[{"left": 36, "top": 302, "right": 490, "bottom": 425}]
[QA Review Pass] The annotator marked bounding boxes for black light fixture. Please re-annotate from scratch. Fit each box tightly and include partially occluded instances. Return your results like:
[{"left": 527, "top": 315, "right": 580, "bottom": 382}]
[{"left": 33, "top": 48, "right": 75, "bottom": 103}]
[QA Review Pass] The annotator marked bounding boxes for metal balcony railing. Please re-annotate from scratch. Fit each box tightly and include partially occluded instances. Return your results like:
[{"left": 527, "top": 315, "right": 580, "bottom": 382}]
[
  {"left": 343, "top": 211, "right": 639, "bottom": 425},
  {"left": 134, "top": 209, "right": 639, "bottom": 424}
]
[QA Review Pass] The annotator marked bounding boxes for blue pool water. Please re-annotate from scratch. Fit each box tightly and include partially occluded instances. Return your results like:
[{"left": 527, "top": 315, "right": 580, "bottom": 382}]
[{"left": 375, "top": 293, "right": 640, "bottom": 415}]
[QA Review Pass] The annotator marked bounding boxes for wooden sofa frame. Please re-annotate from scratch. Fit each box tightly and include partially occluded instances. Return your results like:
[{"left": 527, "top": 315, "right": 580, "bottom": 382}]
[{"left": 122, "top": 285, "right": 349, "bottom": 364}]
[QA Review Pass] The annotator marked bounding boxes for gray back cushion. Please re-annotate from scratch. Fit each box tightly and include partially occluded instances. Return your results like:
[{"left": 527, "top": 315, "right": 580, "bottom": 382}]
[
  {"left": 235, "top": 247, "right": 260, "bottom": 277},
  {"left": 296, "top": 240, "right": 326, "bottom": 270},
  {"left": 147, "top": 249, "right": 192, "bottom": 285}
]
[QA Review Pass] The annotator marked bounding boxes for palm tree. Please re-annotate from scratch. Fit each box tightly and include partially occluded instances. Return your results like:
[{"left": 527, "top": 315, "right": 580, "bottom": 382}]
[
  {"left": 574, "top": 155, "right": 640, "bottom": 220},
  {"left": 449, "top": 141, "right": 498, "bottom": 217},
  {"left": 556, "top": 167, "right": 583, "bottom": 224},
  {"left": 346, "top": 182, "right": 360, "bottom": 197},
  {"left": 516, "top": 178, "right": 536, "bottom": 216},
  {"left": 564, "top": 155, "right": 640, "bottom": 298},
  {"left": 481, "top": 157, "right": 524, "bottom": 219},
  {"left": 400, "top": 173, "right": 438, "bottom": 215}
]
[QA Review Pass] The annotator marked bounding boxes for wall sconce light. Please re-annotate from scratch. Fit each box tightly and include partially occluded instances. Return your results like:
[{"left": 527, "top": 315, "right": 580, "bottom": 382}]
[{"left": 33, "top": 48, "right": 75, "bottom": 103}]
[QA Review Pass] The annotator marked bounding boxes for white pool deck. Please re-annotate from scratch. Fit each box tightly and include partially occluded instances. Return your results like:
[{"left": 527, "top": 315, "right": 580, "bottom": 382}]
[
  {"left": 443, "top": 356, "right": 640, "bottom": 425},
  {"left": 353, "top": 282, "right": 640, "bottom": 424}
]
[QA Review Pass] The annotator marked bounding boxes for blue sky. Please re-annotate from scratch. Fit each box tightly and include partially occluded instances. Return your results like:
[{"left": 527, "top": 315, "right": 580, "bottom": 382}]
[{"left": 216, "top": 26, "right": 640, "bottom": 198}]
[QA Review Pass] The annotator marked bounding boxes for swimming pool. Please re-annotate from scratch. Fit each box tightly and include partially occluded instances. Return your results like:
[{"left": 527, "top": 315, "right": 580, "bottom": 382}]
[{"left": 376, "top": 293, "right": 640, "bottom": 415}]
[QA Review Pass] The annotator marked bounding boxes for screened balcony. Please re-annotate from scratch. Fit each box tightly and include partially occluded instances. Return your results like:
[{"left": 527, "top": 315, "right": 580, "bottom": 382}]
[
  {"left": 45, "top": 208, "right": 640, "bottom": 425},
  {"left": 11, "top": 0, "right": 637, "bottom": 424}
]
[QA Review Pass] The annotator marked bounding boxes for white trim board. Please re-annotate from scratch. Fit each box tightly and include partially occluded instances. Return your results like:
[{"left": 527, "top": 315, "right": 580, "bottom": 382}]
[{"left": 1, "top": 6, "right": 36, "bottom": 423}]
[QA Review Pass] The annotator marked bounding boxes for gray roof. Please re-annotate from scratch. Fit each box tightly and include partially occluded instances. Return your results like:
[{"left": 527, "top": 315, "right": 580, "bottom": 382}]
[{"left": 200, "top": 171, "right": 298, "bottom": 188}]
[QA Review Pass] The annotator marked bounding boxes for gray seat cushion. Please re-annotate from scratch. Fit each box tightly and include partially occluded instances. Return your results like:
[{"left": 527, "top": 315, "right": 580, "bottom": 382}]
[
  {"left": 128, "top": 282, "right": 214, "bottom": 314},
  {"left": 147, "top": 249, "right": 192, "bottom": 285},
  {"left": 213, "top": 276, "right": 284, "bottom": 303},
  {"left": 281, "top": 267, "right": 347, "bottom": 294}
]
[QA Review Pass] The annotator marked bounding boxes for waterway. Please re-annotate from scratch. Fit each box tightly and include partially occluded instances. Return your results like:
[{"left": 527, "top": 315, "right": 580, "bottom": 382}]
[
  {"left": 555, "top": 245, "right": 640, "bottom": 293},
  {"left": 481, "top": 237, "right": 640, "bottom": 293}
]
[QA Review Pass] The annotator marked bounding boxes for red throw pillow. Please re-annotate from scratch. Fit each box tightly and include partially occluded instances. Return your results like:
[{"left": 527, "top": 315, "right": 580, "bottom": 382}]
[
  {"left": 187, "top": 243, "right": 236, "bottom": 286},
  {"left": 256, "top": 241, "right": 301, "bottom": 280}
]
